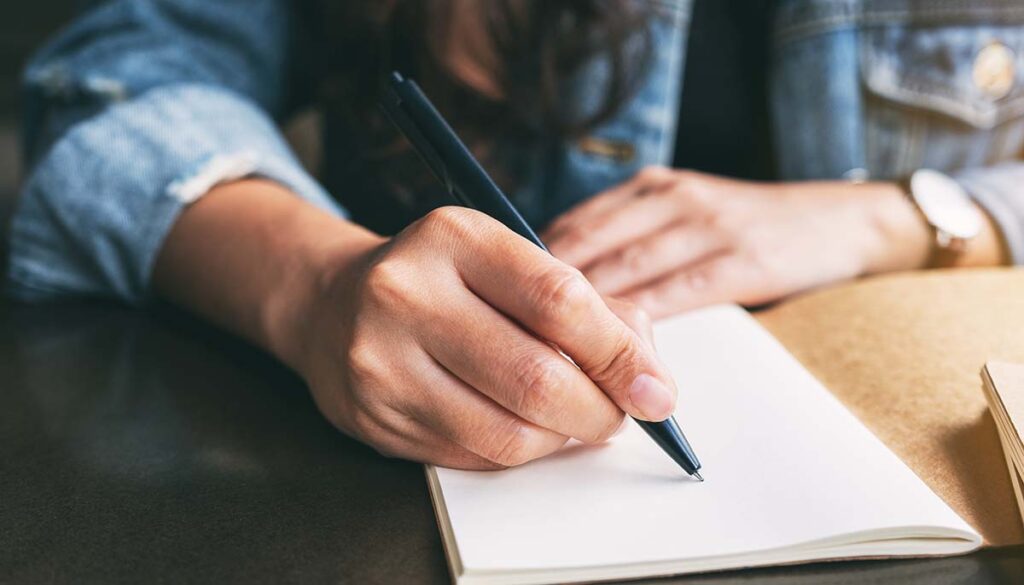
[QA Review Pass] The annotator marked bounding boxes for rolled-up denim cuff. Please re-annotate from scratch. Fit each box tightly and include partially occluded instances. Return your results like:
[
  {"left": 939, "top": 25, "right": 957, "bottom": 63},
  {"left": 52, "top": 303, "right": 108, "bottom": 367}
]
[
  {"left": 954, "top": 164, "right": 1024, "bottom": 266},
  {"left": 7, "top": 83, "right": 344, "bottom": 303}
]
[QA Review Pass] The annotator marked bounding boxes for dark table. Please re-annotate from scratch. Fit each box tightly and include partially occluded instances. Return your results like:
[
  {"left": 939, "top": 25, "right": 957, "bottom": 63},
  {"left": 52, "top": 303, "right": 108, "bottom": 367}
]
[{"left": 2, "top": 300, "right": 1023, "bottom": 584}]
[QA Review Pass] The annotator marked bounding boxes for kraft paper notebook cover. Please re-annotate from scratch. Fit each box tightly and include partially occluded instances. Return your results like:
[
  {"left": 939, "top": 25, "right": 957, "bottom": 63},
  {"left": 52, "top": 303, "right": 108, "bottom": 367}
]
[{"left": 426, "top": 268, "right": 1024, "bottom": 585}]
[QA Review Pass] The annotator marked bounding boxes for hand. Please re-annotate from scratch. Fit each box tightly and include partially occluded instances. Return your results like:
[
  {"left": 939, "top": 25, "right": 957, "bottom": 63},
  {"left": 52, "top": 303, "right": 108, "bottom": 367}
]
[
  {"left": 543, "top": 167, "right": 936, "bottom": 318},
  {"left": 279, "top": 206, "right": 677, "bottom": 470}
]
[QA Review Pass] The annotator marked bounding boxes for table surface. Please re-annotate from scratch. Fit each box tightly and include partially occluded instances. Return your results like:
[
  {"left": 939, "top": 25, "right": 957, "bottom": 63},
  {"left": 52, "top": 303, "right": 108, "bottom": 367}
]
[{"left": 2, "top": 301, "right": 1022, "bottom": 584}]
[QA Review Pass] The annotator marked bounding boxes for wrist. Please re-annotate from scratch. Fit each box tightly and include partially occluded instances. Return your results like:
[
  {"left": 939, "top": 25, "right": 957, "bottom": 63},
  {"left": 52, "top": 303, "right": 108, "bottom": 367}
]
[
  {"left": 261, "top": 208, "right": 384, "bottom": 375},
  {"left": 154, "top": 178, "right": 386, "bottom": 374},
  {"left": 858, "top": 177, "right": 1010, "bottom": 273},
  {"left": 858, "top": 181, "right": 932, "bottom": 274}
]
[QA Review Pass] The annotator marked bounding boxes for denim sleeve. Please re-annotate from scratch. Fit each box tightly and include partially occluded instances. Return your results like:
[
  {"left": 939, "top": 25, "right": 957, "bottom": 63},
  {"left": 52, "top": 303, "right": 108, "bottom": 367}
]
[
  {"left": 8, "top": 0, "right": 344, "bottom": 302},
  {"left": 954, "top": 164, "right": 1024, "bottom": 265}
]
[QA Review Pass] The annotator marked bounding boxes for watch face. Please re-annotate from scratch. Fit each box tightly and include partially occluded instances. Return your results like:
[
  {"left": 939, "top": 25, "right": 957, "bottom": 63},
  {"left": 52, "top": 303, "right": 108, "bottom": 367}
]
[{"left": 910, "top": 170, "right": 983, "bottom": 240}]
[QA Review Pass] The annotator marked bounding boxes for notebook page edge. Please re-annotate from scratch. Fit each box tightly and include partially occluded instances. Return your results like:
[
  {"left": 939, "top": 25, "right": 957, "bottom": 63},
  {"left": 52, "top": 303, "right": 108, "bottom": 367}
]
[
  {"left": 983, "top": 362, "right": 1024, "bottom": 469},
  {"left": 425, "top": 464, "right": 465, "bottom": 585},
  {"left": 982, "top": 367, "right": 1024, "bottom": 492},
  {"left": 982, "top": 369, "right": 1024, "bottom": 528},
  {"left": 455, "top": 528, "right": 980, "bottom": 585}
]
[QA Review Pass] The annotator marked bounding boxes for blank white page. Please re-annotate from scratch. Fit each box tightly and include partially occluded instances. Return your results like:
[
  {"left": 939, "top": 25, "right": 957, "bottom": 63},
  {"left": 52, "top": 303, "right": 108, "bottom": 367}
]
[{"left": 430, "top": 305, "right": 979, "bottom": 581}]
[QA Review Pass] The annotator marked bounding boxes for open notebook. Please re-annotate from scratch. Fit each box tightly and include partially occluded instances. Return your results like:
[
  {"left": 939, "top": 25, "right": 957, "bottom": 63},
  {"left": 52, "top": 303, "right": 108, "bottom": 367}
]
[{"left": 426, "top": 305, "right": 981, "bottom": 585}]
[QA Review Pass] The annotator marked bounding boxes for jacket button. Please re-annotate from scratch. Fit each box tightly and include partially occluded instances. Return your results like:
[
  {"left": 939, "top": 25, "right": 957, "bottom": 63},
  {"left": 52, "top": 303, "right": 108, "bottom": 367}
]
[
  {"left": 973, "top": 41, "right": 1016, "bottom": 100},
  {"left": 577, "top": 136, "right": 636, "bottom": 163}
]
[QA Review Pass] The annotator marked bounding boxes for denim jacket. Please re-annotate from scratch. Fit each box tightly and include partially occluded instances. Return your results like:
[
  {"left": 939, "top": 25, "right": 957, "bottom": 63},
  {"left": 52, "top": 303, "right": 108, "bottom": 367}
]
[{"left": 8, "top": 0, "right": 1024, "bottom": 301}]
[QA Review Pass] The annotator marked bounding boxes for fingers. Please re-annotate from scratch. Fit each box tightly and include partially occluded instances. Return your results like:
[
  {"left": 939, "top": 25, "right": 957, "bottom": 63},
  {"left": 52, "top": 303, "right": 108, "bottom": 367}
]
[
  {"left": 546, "top": 192, "right": 689, "bottom": 268},
  {"left": 581, "top": 223, "right": 724, "bottom": 296},
  {"left": 455, "top": 226, "right": 678, "bottom": 422},
  {"left": 621, "top": 253, "right": 751, "bottom": 319},
  {"left": 602, "top": 296, "right": 655, "bottom": 349},
  {"left": 361, "top": 412, "right": 507, "bottom": 471},
  {"left": 409, "top": 356, "right": 570, "bottom": 467},
  {"left": 421, "top": 289, "right": 625, "bottom": 444},
  {"left": 544, "top": 169, "right": 688, "bottom": 268},
  {"left": 542, "top": 166, "right": 676, "bottom": 242}
]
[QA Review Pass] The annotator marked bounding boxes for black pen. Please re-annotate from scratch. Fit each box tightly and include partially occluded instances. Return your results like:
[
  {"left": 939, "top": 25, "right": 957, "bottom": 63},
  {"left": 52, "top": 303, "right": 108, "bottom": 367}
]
[{"left": 381, "top": 71, "right": 703, "bottom": 481}]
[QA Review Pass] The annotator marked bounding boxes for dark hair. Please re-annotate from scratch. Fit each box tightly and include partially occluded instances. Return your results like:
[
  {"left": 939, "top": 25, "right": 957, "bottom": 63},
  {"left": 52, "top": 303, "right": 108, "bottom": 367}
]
[{"left": 300, "top": 0, "right": 653, "bottom": 233}]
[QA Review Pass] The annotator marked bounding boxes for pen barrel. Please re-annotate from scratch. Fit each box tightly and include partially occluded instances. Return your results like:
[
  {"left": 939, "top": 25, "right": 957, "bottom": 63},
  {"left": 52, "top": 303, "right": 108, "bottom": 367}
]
[
  {"left": 390, "top": 76, "right": 547, "bottom": 251},
  {"left": 635, "top": 417, "right": 701, "bottom": 476}
]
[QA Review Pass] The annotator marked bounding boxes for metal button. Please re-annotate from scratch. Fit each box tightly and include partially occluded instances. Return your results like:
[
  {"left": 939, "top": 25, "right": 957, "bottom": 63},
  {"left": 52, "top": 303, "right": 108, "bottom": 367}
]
[
  {"left": 973, "top": 41, "right": 1016, "bottom": 100},
  {"left": 577, "top": 136, "right": 636, "bottom": 163}
]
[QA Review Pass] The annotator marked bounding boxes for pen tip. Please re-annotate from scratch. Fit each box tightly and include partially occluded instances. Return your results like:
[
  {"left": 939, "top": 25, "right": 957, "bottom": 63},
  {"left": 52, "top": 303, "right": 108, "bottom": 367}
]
[{"left": 692, "top": 471, "right": 704, "bottom": 482}]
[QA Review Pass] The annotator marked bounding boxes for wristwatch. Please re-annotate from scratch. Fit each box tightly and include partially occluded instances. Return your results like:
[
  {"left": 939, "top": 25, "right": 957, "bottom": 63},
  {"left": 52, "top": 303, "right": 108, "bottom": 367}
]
[{"left": 900, "top": 169, "right": 984, "bottom": 268}]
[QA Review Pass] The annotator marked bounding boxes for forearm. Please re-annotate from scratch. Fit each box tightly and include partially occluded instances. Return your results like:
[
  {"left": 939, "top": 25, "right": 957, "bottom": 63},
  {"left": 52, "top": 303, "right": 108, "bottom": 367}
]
[{"left": 152, "top": 179, "right": 383, "bottom": 369}]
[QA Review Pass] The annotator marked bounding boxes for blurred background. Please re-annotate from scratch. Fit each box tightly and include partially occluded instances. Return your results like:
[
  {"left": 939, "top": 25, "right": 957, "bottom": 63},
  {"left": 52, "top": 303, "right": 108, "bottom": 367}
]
[
  {"left": 0, "top": 3, "right": 322, "bottom": 255},
  {"left": 0, "top": 3, "right": 75, "bottom": 241}
]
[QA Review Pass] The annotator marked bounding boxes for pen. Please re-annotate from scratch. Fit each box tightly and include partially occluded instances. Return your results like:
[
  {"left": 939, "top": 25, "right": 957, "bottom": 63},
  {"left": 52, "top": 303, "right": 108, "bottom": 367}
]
[{"left": 381, "top": 71, "right": 703, "bottom": 481}]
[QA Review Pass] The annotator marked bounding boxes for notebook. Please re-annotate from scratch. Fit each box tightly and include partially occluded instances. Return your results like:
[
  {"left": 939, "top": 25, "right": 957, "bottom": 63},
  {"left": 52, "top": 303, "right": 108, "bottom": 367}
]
[
  {"left": 981, "top": 361, "right": 1024, "bottom": 529},
  {"left": 425, "top": 305, "right": 981, "bottom": 585}
]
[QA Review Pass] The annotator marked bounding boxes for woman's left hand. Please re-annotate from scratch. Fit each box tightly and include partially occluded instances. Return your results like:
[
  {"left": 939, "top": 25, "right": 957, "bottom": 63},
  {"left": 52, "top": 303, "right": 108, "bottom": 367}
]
[{"left": 542, "top": 167, "right": 933, "bottom": 318}]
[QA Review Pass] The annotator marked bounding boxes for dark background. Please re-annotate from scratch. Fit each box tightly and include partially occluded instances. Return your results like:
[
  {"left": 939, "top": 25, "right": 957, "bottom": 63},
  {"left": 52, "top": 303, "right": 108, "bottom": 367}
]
[{"left": 0, "top": 2, "right": 76, "bottom": 234}]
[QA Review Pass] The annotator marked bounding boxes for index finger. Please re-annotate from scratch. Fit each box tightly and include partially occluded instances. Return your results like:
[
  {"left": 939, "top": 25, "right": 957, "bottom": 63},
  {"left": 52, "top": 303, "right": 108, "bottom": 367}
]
[
  {"left": 457, "top": 222, "right": 678, "bottom": 422},
  {"left": 542, "top": 166, "right": 677, "bottom": 242}
]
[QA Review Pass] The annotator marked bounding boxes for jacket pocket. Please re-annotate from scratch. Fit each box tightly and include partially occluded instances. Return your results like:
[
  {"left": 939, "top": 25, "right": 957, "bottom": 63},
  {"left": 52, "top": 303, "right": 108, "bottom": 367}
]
[{"left": 861, "top": 23, "right": 1024, "bottom": 178}]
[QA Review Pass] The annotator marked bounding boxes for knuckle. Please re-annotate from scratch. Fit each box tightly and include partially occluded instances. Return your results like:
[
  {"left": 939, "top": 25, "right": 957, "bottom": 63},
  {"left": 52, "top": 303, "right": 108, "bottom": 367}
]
[
  {"left": 529, "top": 266, "right": 592, "bottom": 321},
  {"left": 422, "top": 206, "right": 477, "bottom": 239},
  {"left": 556, "top": 228, "right": 588, "bottom": 253},
  {"left": 591, "top": 334, "right": 646, "bottom": 390},
  {"left": 487, "top": 421, "right": 536, "bottom": 467},
  {"left": 346, "top": 337, "right": 385, "bottom": 382},
  {"left": 630, "top": 292, "right": 659, "bottom": 318},
  {"left": 511, "top": 353, "right": 567, "bottom": 415},
  {"left": 671, "top": 168, "right": 698, "bottom": 182},
  {"left": 673, "top": 174, "right": 712, "bottom": 206},
  {"left": 364, "top": 259, "right": 414, "bottom": 307},
  {"left": 638, "top": 165, "right": 672, "bottom": 182},
  {"left": 703, "top": 205, "right": 733, "bottom": 233},
  {"left": 613, "top": 244, "right": 646, "bottom": 274},
  {"left": 682, "top": 263, "right": 715, "bottom": 292},
  {"left": 589, "top": 411, "right": 627, "bottom": 444},
  {"left": 635, "top": 310, "right": 653, "bottom": 337},
  {"left": 620, "top": 300, "right": 652, "bottom": 332}
]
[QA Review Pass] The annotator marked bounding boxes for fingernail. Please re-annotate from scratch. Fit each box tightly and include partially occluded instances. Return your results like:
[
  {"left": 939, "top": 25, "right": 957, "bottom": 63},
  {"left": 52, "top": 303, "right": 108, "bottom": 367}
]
[{"left": 628, "top": 373, "right": 675, "bottom": 420}]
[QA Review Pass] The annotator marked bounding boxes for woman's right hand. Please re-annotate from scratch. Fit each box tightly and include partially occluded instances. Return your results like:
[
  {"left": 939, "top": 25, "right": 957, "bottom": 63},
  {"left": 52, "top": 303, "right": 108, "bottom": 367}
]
[{"left": 280, "top": 206, "right": 679, "bottom": 470}]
